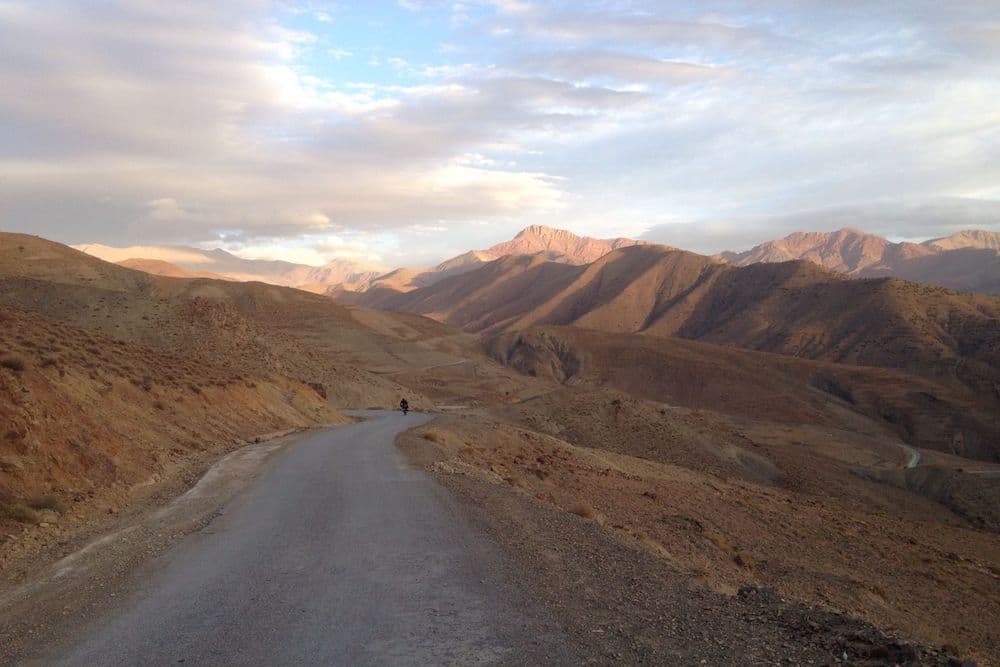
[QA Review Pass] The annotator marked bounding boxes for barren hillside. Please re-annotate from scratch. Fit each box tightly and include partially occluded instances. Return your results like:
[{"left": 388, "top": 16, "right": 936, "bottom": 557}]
[
  {"left": 403, "top": 407, "right": 1000, "bottom": 662},
  {"left": 718, "top": 227, "right": 1000, "bottom": 294},
  {"left": 486, "top": 326, "right": 1000, "bottom": 462},
  {"left": 0, "top": 304, "right": 343, "bottom": 559},
  {"left": 0, "top": 233, "right": 476, "bottom": 408},
  {"left": 350, "top": 244, "right": 1000, "bottom": 396},
  {"left": 343, "top": 224, "right": 653, "bottom": 296},
  {"left": 0, "top": 232, "right": 503, "bottom": 577}
]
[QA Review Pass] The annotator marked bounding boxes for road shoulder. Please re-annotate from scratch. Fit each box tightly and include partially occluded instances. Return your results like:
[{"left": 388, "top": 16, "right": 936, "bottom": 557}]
[{"left": 0, "top": 427, "right": 319, "bottom": 664}]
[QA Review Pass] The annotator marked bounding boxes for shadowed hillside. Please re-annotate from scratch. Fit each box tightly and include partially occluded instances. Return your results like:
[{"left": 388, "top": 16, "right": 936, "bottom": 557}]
[
  {"left": 351, "top": 244, "right": 1000, "bottom": 396},
  {"left": 486, "top": 326, "right": 1000, "bottom": 462}
]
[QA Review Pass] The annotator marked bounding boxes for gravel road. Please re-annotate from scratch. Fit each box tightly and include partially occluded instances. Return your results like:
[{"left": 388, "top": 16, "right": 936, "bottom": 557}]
[{"left": 49, "top": 411, "right": 573, "bottom": 666}]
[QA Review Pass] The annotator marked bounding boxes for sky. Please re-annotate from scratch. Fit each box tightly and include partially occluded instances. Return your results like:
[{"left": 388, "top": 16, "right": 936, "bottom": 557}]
[{"left": 1, "top": 0, "right": 998, "bottom": 268}]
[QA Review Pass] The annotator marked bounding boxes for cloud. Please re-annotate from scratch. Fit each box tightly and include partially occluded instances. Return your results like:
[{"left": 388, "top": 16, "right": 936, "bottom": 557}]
[
  {"left": 515, "top": 50, "right": 733, "bottom": 84},
  {"left": 0, "top": 0, "right": 572, "bottom": 247},
  {"left": 1, "top": 0, "right": 998, "bottom": 266}
]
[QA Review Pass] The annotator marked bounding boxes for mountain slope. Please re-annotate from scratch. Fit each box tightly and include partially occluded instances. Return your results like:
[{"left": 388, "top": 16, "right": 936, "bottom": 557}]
[
  {"left": 355, "top": 225, "right": 651, "bottom": 294},
  {"left": 486, "top": 325, "right": 1000, "bottom": 462},
  {"left": 77, "top": 243, "right": 385, "bottom": 293},
  {"left": 486, "top": 225, "right": 647, "bottom": 263},
  {"left": 0, "top": 303, "right": 340, "bottom": 525},
  {"left": 0, "top": 233, "right": 463, "bottom": 408},
  {"left": 355, "top": 244, "right": 1000, "bottom": 397},
  {"left": 718, "top": 228, "right": 1000, "bottom": 294},
  {"left": 117, "top": 258, "right": 230, "bottom": 280}
]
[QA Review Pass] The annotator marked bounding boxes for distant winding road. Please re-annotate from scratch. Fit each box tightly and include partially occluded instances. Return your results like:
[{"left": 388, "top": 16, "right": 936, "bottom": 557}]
[
  {"left": 50, "top": 411, "right": 571, "bottom": 666},
  {"left": 899, "top": 443, "right": 921, "bottom": 469}
]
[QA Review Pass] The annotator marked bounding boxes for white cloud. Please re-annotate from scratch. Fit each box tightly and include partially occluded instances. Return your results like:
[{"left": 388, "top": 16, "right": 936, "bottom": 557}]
[{"left": 1, "top": 0, "right": 998, "bottom": 263}]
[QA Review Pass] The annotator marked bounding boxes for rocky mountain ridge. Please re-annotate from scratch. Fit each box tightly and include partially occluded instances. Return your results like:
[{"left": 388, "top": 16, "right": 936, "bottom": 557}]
[{"left": 717, "top": 227, "right": 1000, "bottom": 294}]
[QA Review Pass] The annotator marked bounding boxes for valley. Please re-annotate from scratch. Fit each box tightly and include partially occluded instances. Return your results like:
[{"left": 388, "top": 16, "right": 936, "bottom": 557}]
[{"left": 1, "top": 229, "right": 998, "bottom": 664}]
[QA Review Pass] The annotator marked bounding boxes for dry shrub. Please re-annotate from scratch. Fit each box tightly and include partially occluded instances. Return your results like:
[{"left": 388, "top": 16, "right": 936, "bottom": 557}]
[
  {"left": 0, "top": 504, "right": 38, "bottom": 524},
  {"left": 733, "top": 549, "right": 755, "bottom": 571},
  {"left": 422, "top": 429, "right": 445, "bottom": 444},
  {"left": 503, "top": 473, "right": 528, "bottom": 489},
  {"left": 704, "top": 528, "right": 735, "bottom": 555},
  {"left": 565, "top": 502, "right": 607, "bottom": 525},
  {"left": 26, "top": 494, "right": 63, "bottom": 512},
  {"left": 0, "top": 355, "right": 26, "bottom": 372}
]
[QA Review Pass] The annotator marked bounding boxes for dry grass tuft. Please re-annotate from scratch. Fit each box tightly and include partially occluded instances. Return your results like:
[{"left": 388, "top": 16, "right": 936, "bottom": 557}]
[
  {"left": 704, "top": 528, "right": 735, "bottom": 555},
  {"left": 567, "top": 503, "right": 607, "bottom": 525},
  {"left": 0, "top": 355, "right": 26, "bottom": 372},
  {"left": 422, "top": 428, "right": 446, "bottom": 444},
  {"left": 0, "top": 504, "right": 38, "bottom": 524},
  {"left": 26, "top": 494, "right": 63, "bottom": 512},
  {"left": 733, "top": 549, "right": 755, "bottom": 571}
]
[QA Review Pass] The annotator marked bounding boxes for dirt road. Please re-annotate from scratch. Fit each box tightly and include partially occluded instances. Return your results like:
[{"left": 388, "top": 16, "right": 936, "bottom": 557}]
[
  {"left": 44, "top": 411, "right": 573, "bottom": 666},
  {"left": 900, "top": 442, "right": 921, "bottom": 468}
]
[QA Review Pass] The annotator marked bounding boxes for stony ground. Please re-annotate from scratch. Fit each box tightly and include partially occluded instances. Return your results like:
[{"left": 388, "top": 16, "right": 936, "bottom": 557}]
[
  {"left": 426, "top": 469, "right": 969, "bottom": 666},
  {"left": 398, "top": 414, "right": 994, "bottom": 665}
]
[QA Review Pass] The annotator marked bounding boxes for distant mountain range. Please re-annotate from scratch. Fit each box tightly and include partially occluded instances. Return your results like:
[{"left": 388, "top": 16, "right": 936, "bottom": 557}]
[
  {"left": 75, "top": 243, "right": 384, "bottom": 293},
  {"left": 78, "top": 225, "right": 999, "bottom": 297},
  {"left": 716, "top": 228, "right": 1000, "bottom": 294},
  {"left": 358, "top": 225, "right": 647, "bottom": 294},
  {"left": 345, "top": 240, "right": 1000, "bottom": 420}
]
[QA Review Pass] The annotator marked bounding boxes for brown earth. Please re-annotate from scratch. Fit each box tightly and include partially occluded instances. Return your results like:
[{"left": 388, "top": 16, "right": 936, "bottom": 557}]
[
  {"left": 410, "top": 449, "right": 970, "bottom": 666},
  {"left": 350, "top": 244, "right": 1000, "bottom": 399},
  {"left": 400, "top": 410, "right": 999, "bottom": 664},
  {"left": 5, "top": 230, "right": 1000, "bottom": 663},
  {"left": 0, "top": 232, "right": 494, "bottom": 580},
  {"left": 0, "top": 232, "right": 484, "bottom": 409},
  {"left": 0, "top": 303, "right": 344, "bottom": 573},
  {"left": 486, "top": 326, "right": 1000, "bottom": 462}
]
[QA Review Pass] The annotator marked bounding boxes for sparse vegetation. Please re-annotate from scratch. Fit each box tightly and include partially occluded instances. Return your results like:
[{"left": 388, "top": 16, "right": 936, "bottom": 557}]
[
  {"left": 0, "top": 355, "right": 26, "bottom": 372},
  {"left": 421, "top": 429, "right": 445, "bottom": 443},
  {"left": 26, "top": 494, "right": 63, "bottom": 512},
  {"left": 0, "top": 504, "right": 38, "bottom": 524}
]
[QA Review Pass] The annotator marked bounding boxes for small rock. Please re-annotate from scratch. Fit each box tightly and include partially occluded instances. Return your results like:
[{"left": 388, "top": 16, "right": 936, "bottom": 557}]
[{"left": 38, "top": 509, "right": 59, "bottom": 523}]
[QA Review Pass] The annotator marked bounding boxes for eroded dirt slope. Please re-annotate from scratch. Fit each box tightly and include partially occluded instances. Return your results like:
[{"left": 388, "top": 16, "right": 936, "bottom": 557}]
[
  {"left": 0, "top": 304, "right": 345, "bottom": 574},
  {"left": 487, "top": 326, "right": 1000, "bottom": 462}
]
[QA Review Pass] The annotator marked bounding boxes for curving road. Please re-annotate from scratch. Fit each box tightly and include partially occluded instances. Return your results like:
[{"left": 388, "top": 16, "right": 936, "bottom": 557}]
[
  {"left": 50, "top": 411, "right": 573, "bottom": 666},
  {"left": 899, "top": 443, "right": 921, "bottom": 469}
]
